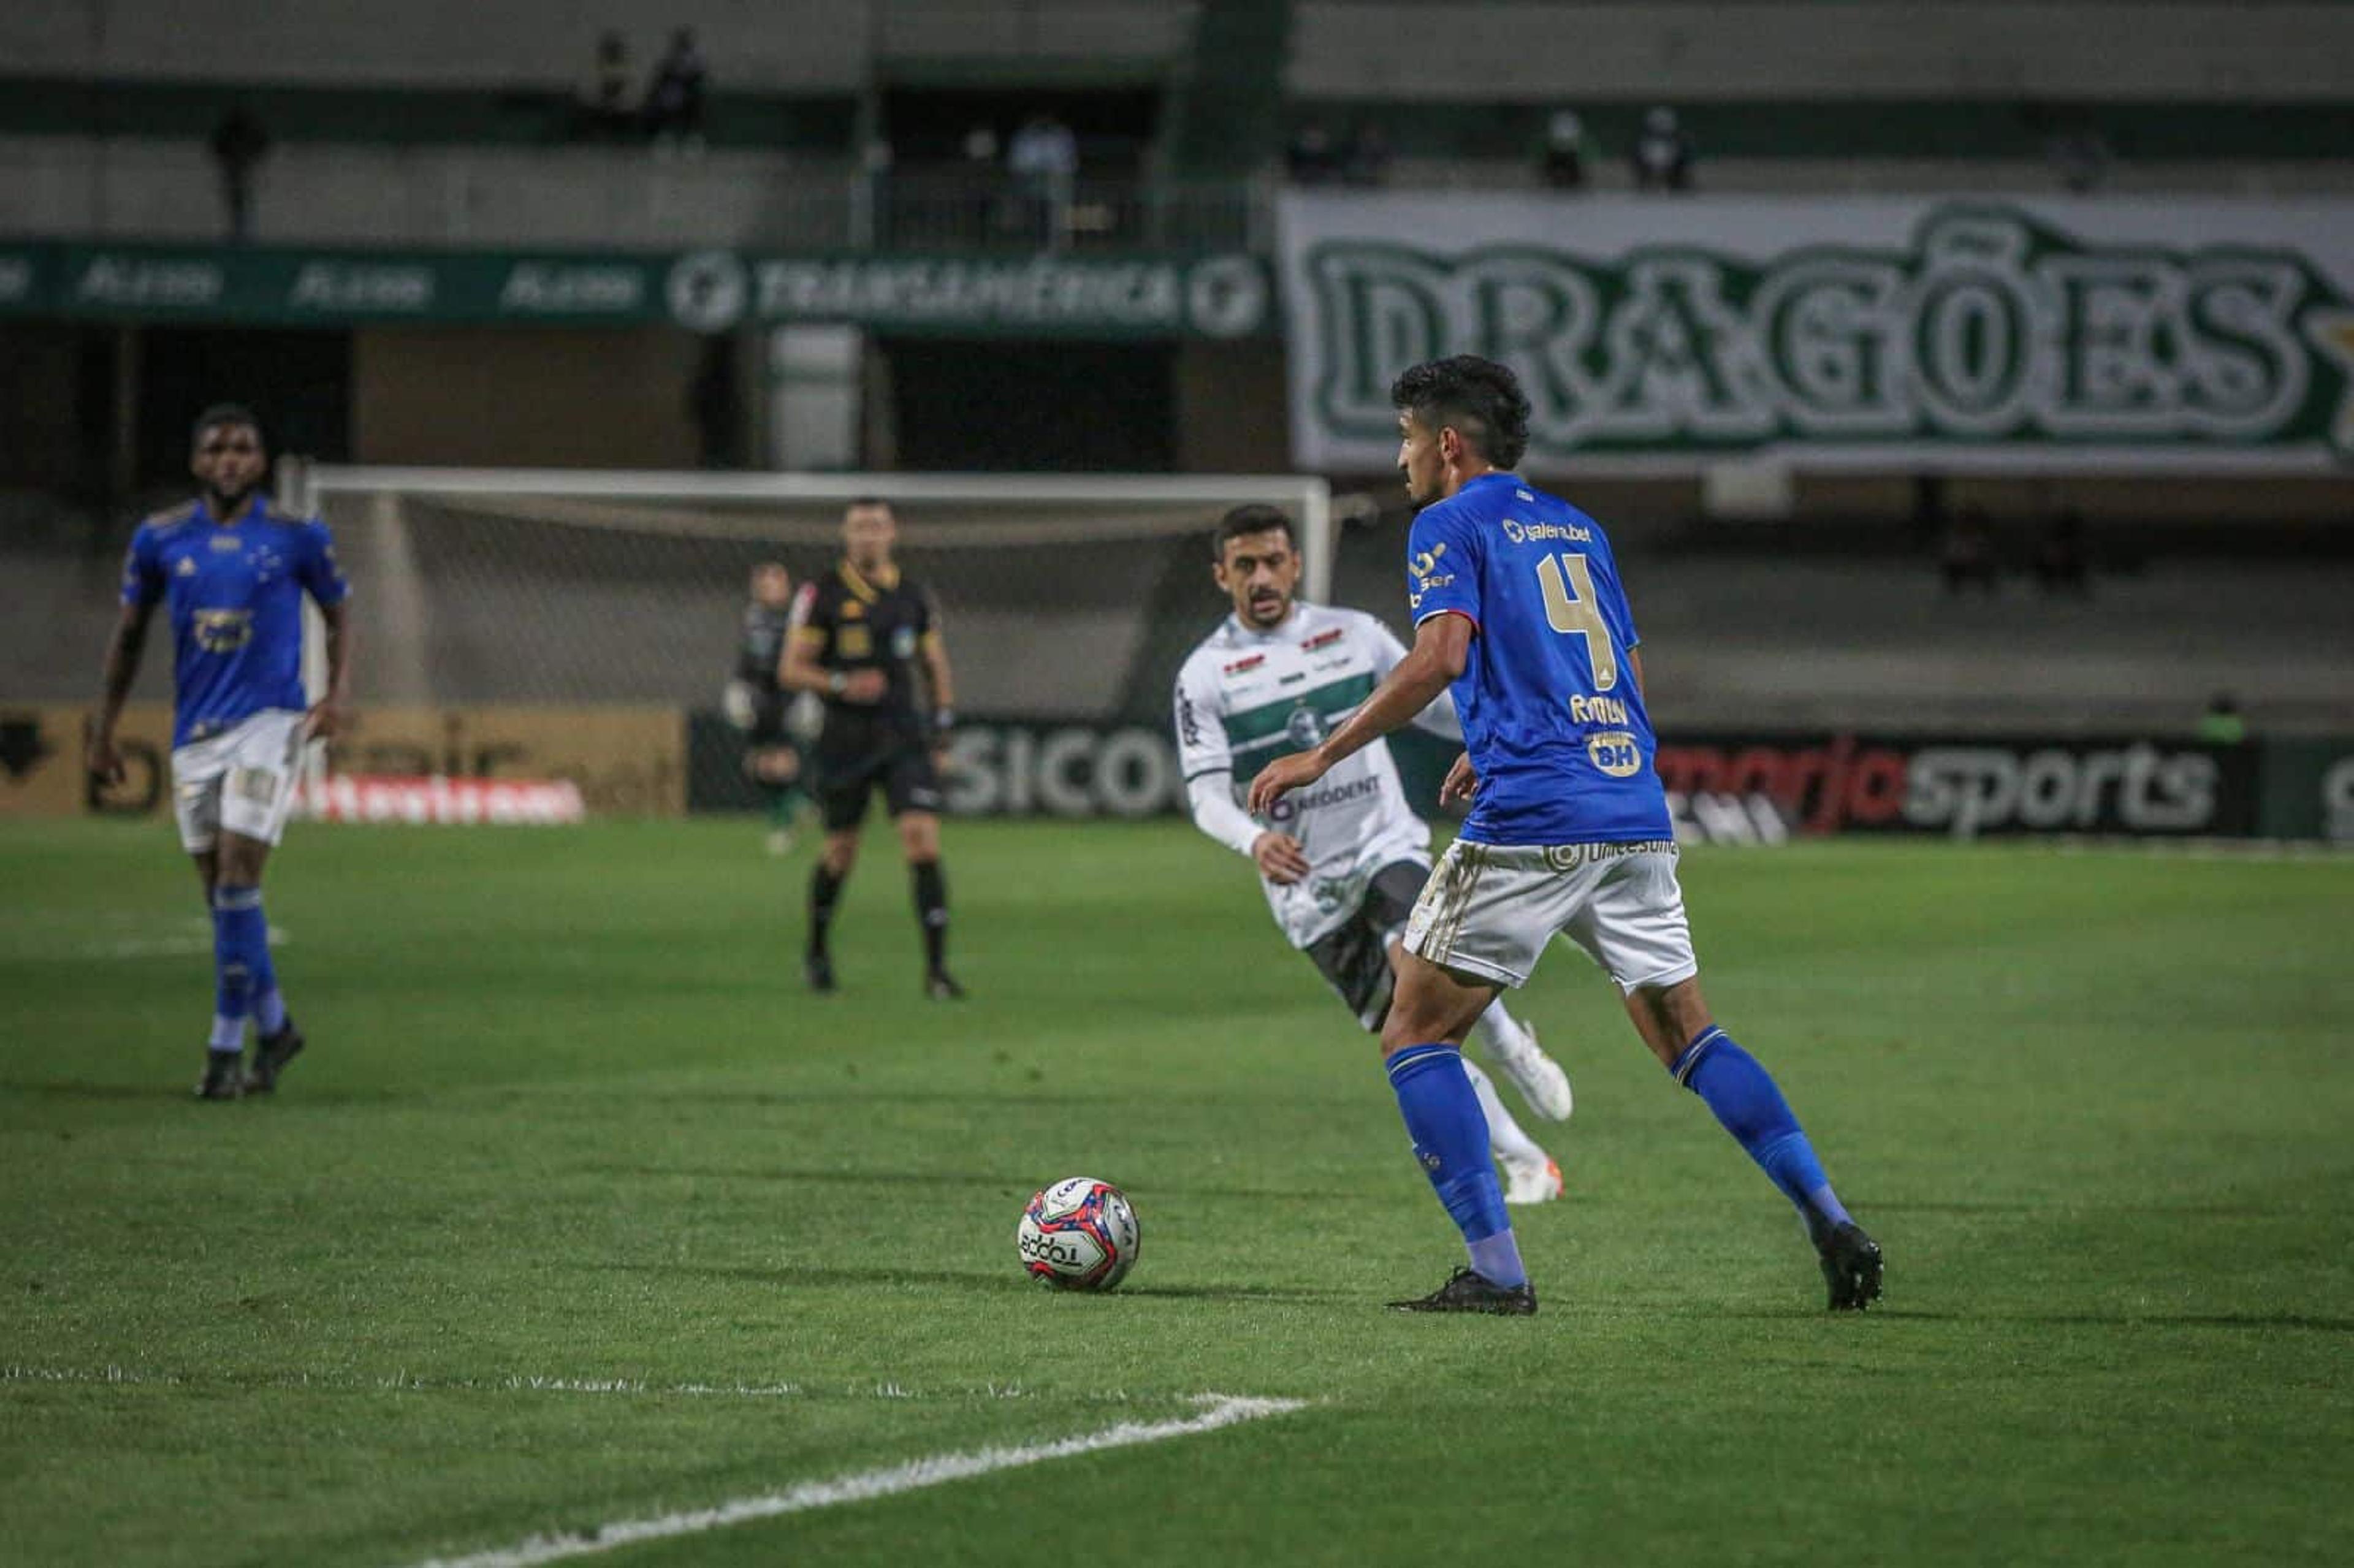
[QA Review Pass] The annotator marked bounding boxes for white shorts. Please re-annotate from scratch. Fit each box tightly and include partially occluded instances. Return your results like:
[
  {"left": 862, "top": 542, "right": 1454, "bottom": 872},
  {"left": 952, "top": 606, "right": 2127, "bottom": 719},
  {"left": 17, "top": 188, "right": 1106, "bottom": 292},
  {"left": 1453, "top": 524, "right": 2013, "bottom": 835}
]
[
  {"left": 170, "top": 709, "right": 307, "bottom": 854},
  {"left": 1403, "top": 837, "right": 1699, "bottom": 994}
]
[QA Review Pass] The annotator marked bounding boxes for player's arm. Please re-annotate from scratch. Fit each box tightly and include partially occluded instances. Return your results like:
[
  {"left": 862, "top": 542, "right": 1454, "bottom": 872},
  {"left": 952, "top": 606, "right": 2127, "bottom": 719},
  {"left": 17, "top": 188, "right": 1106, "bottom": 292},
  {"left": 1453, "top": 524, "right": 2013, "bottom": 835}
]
[
  {"left": 1175, "top": 663, "right": 1309, "bottom": 884},
  {"left": 1371, "top": 618, "right": 1463, "bottom": 742},
  {"left": 1248, "top": 614, "right": 1471, "bottom": 814},
  {"left": 87, "top": 600, "right": 157, "bottom": 786},
  {"left": 918, "top": 627, "right": 956, "bottom": 734},
  {"left": 298, "top": 520, "right": 356, "bottom": 740},
  {"left": 308, "top": 598, "right": 354, "bottom": 741},
  {"left": 88, "top": 528, "right": 162, "bottom": 786}
]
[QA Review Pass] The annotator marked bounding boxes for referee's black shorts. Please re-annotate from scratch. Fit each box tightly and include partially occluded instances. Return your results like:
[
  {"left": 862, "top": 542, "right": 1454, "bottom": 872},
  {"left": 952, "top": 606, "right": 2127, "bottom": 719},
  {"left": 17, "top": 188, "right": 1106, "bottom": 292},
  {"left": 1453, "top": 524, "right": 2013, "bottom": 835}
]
[{"left": 816, "top": 730, "right": 943, "bottom": 830}]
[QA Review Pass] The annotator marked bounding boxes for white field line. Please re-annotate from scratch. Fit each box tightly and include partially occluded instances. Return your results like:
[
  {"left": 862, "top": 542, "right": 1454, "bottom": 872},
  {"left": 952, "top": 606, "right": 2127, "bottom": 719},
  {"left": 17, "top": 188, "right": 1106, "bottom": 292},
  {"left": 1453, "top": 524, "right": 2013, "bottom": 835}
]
[
  {"left": 0, "top": 1364, "right": 1067, "bottom": 1404},
  {"left": 402, "top": 1393, "right": 1309, "bottom": 1568}
]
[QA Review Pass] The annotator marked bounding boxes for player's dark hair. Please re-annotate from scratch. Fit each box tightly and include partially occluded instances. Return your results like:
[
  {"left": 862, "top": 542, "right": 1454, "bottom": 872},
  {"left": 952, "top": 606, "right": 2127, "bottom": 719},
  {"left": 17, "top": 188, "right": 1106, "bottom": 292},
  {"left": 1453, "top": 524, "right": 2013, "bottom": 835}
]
[
  {"left": 191, "top": 402, "right": 264, "bottom": 446},
  {"left": 1389, "top": 356, "right": 1531, "bottom": 470},
  {"left": 845, "top": 495, "right": 894, "bottom": 516},
  {"left": 1212, "top": 503, "right": 1295, "bottom": 558}
]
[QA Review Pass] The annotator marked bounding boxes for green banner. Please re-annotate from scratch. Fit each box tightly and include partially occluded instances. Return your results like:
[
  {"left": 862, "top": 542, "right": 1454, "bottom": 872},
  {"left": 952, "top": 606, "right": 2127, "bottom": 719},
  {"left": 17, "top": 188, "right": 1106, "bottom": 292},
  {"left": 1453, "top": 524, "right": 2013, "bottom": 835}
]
[
  {"left": 0, "top": 243, "right": 1272, "bottom": 339},
  {"left": 1279, "top": 193, "right": 2354, "bottom": 471}
]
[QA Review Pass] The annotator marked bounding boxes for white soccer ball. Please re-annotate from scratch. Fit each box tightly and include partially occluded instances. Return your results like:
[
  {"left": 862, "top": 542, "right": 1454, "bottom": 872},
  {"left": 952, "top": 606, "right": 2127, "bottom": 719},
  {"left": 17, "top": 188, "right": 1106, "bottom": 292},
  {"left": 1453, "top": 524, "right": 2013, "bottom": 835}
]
[{"left": 1016, "top": 1176, "right": 1140, "bottom": 1292}]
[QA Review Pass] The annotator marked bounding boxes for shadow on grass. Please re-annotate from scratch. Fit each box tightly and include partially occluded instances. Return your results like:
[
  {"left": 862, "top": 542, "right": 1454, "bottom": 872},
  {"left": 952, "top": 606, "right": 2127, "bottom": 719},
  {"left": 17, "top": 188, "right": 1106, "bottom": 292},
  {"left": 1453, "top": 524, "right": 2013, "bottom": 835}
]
[
  {"left": 1867, "top": 1200, "right": 2306, "bottom": 1219},
  {"left": 1872, "top": 1308, "right": 2354, "bottom": 1334},
  {"left": 0, "top": 1079, "right": 188, "bottom": 1102},
  {"left": 605, "top": 1261, "right": 1352, "bottom": 1303},
  {"left": 574, "top": 1165, "right": 1389, "bottom": 1204}
]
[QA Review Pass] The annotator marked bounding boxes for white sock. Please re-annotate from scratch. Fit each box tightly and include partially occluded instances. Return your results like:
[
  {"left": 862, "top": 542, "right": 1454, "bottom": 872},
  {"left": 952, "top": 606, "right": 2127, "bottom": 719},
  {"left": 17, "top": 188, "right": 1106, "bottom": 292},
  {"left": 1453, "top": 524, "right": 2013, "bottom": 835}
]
[
  {"left": 1470, "top": 1002, "right": 1537, "bottom": 1064},
  {"left": 1460, "top": 1057, "right": 1546, "bottom": 1166}
]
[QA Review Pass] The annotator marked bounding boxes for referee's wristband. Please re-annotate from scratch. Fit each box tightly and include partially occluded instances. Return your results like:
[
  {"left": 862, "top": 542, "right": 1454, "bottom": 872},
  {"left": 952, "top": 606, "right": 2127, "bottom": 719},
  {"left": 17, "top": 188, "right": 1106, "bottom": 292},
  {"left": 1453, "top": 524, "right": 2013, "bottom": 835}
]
[{"left": 931, "top": 707, "right": 956, "bottom": 735}]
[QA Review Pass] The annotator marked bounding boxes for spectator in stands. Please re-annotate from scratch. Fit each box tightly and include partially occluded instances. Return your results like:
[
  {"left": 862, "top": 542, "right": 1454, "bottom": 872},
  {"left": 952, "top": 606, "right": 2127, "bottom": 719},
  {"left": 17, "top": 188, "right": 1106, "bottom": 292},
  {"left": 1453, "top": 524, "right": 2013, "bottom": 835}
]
[
  {"left": 1632, "top": 106, "right": 1694, "bottom": 192},
  {"left": 1287, "top": 121, "right": 1341, "bottom": 185},
  {"left": 2033, "top": 508, "right": 2092, "bottom": 598},
  {"left": 1344, "top": 121, "right": 1393, "bottom": 186},
  {"left": 580, "top": 31, "right": 634, "bottom": 139},
  {"left": 1940, "top": 506, "right": 1998, "bottom": 596},
  {"left": 960, "top": 124, "right": 1004, "bottom": 240},
  {"left": 210, "top": 105, "right": 270, "bottom": 243},
  {"left": 1540, "top": 109, "right": 1594, "bottom": 191},
  {"left": 2196, "top": 692, "right": 2248, "bottom": 746},
  {"left": 644, "top": 27, "right": 709, "bottom": 154},
  {"left": 1007, "top": 113, "right": 1079, "bottom": 250}
]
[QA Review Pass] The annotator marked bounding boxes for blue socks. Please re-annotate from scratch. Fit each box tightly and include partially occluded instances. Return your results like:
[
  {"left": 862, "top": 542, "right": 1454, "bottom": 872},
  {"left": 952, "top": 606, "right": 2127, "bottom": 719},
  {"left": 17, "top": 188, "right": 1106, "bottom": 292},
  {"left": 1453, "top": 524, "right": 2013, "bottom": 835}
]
[
  {"left": 1387, "top": 1043, "right": 1526, "bottom": 1288},
  {"left": 210, "top": 885, "right": 270, "bottom": 1053},
  {"left": 1672, "top": 1026, "right": 1853, "bottom": 1240}
]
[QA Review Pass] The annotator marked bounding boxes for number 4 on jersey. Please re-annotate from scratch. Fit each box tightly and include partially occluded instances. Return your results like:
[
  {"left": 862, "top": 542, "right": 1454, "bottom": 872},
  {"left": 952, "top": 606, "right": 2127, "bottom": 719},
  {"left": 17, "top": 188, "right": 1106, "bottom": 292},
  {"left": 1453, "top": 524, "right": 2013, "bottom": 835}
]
[{"left": 1534, "top": 552, "right": 1618, "bottom": 691}]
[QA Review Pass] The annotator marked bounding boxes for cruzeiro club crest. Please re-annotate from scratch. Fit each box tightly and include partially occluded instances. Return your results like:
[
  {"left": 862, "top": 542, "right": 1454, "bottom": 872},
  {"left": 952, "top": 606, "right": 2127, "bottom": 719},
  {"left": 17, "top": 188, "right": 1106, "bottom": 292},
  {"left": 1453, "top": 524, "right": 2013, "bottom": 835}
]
[{"left": 1285, "top": 705, "right": 1328, "bottom": 748}]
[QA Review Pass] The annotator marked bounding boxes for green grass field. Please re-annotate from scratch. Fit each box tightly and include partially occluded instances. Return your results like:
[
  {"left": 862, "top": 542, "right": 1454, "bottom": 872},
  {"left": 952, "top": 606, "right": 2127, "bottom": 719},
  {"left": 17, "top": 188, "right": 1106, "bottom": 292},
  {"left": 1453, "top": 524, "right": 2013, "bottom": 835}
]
[{"left": 4, "top": 818, "right": 2350, "bottom": 1566}]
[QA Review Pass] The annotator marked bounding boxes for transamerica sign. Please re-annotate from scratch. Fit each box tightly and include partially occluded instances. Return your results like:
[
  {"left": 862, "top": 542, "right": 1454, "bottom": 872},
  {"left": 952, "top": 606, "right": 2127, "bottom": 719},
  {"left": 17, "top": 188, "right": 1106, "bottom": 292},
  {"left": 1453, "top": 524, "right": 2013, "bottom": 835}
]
[{"left": 1279, "top": 193, "right": 2354, "bottom": 473}]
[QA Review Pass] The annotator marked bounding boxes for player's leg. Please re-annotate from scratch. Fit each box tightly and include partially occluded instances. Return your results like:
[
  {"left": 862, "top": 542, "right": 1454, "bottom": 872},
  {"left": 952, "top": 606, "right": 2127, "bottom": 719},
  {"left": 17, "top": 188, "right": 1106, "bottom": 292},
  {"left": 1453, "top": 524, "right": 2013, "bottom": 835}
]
[
  {"left": 806, "top": 817, "right": 861, "bottom": 993},
  {"left": 1577, "top": 848, "right": 1881, "bottom": 1309},
  {"left": 1380, "top": 947, "right": 1533, "bottom": 1309},
  {"left": 1363, "top": 860, "right": 1574, "bottom": 1123},
  {"left": 748, "top": 731, "right": 805, "bottom": 855},
  {"left": 1362, "top": 923, "right": 1559, "bottom": 1203},
  {"left": 214, "top": 713, "right": 308, "bottom": 1093},
  {"left": 1459, "top": 1054, "right": 1561, "bottom": 1205},
  {"left": 885, "top": 747, "right": 959, "bottom": 999},
  {"left": 172, "top": 739, "right": 245, "bottom": 1099},
  {"left": 1383, "top": 841, "right": 1590, "bottom": 1309},
  {"left": 1306, "top": 883, "right": 1558, "bottom": 1203},
  {"left": 806, "top": 744, "right": 878, "bottom": 989}
]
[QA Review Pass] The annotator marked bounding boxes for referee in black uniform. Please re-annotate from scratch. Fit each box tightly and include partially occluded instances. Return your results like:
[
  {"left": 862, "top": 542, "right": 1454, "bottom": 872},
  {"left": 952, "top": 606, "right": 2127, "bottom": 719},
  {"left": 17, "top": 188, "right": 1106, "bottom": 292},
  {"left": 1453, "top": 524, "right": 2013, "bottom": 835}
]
[{"left": 779, "top": 497, "right": 965, "bottom": 999}]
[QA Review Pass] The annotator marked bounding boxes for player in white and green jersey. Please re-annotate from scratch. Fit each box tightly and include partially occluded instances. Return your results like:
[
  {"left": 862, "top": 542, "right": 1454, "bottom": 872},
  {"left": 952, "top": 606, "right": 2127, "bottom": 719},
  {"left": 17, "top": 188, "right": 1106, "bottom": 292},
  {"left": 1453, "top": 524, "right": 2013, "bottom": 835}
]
[{"left": 1173, "top": 505, "right": 1575, "bottom": 1203}]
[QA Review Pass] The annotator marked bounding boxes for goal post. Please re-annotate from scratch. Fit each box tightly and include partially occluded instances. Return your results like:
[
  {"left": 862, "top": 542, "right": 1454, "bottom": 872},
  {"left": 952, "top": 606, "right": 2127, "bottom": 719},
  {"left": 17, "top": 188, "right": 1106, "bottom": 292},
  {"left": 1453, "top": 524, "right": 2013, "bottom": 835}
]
[{"left": 292, "top": 465, "right": 1335, "bottom": 816}]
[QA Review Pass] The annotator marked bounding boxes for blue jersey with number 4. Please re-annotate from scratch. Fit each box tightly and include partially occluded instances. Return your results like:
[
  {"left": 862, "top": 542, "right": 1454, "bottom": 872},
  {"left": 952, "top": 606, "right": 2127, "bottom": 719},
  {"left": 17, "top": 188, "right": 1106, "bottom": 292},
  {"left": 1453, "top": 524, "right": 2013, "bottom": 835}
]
[
  {"left": 1406, "top": 472, "right": 1670, "bottom": 845},
  {"left": 121, "top": 495, "right": 350, "bottom": 747}
]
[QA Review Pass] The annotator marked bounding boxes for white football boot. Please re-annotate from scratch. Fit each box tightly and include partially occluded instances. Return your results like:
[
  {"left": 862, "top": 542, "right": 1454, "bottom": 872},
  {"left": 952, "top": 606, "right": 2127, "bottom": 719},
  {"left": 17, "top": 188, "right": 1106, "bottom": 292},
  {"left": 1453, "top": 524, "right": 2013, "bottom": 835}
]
[
  {"left": 1490, "top": 1018, "right": 1574, "bottom": 1122},
  {"left": 1499, "top": 1151, "right": 1564, "bottom": 1206}
]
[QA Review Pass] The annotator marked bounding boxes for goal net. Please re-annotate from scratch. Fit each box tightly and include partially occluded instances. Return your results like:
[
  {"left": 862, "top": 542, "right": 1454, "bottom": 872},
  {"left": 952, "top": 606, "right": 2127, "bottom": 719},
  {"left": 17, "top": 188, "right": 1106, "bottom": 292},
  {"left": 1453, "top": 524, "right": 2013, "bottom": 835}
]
[{"left": 297, "top": 467, "right": 1333, "bottom": 817}]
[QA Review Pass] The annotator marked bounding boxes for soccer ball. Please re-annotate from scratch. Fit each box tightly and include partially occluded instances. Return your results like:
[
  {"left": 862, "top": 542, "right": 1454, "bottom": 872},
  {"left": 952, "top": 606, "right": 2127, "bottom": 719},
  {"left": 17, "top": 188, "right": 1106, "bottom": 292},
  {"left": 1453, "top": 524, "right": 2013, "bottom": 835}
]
[{"left": 1016, "top": 1176, "right": 1140, "bottom": 1291}]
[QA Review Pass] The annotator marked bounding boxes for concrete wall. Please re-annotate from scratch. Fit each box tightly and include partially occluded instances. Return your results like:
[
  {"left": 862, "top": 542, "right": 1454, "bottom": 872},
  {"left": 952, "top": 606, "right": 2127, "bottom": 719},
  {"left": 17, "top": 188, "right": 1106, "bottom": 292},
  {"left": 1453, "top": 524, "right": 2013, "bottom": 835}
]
[
  {"left": 352, "top": 325, "right": 706, "bottom": 468},
  {"left": 1290, "top": 4, "right": 2354, "bottom": 102},
  {"left": 1, "top": 1, "right": 1194, "bottom": 88}
]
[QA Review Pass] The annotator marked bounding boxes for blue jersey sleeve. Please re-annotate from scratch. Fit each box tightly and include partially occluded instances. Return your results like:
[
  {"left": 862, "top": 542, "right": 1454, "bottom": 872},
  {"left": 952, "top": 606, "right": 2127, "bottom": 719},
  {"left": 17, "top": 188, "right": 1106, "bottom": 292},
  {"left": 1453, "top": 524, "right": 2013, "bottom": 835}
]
[
  {"left": 295, "top": 519, "right": 351, "bottom": 607},
  {"left": 120, "top": 527, "right": 163, "bottom": 608},
  {"left": 1406, "top": 502, "right": 1481, "bottom": 630}
]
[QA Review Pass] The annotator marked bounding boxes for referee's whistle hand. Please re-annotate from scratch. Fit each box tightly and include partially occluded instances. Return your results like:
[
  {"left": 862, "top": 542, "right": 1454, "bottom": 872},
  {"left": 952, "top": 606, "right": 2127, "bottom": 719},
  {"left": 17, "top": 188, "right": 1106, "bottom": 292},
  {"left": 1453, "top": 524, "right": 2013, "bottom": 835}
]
[{"left": 840, "top": 670, "right": 888, "bottom": 704}]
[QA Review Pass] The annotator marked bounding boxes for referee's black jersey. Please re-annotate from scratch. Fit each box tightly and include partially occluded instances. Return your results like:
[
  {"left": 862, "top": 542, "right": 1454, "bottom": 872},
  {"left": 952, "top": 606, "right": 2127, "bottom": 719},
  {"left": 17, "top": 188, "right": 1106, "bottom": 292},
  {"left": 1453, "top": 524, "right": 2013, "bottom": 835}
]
[{"left": 789, "top": 560, "right": 942, "bottom": 744}]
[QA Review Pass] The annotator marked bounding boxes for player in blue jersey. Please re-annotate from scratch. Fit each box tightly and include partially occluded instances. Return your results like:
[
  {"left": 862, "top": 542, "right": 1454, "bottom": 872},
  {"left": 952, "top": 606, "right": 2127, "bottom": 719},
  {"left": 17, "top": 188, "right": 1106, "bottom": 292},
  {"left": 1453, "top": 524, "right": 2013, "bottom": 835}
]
[
  {"left": 1251, "top": 356, "right": 1880, "bottom": 1314},
  {"left": 86, "top": 404, "right": 354, "bottom": 1101}
]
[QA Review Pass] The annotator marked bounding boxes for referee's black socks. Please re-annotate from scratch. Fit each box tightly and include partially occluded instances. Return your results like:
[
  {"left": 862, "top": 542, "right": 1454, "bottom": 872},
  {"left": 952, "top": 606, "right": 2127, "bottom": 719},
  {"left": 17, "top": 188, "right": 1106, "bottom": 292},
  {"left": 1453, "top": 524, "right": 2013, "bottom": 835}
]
[
  {"left": 911, "top": 859, "right": 949, "bottom": 973},
  {"left": 807, "top": 864, "right": 845, "bottom": 958}
]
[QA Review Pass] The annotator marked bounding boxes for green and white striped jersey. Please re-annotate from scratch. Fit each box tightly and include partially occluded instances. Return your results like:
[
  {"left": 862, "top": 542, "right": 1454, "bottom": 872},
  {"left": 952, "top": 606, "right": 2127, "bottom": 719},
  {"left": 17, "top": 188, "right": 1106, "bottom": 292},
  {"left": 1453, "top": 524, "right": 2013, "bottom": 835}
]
[{"left": 1174, "top": 602, "right": 1460, "bottom": 949}]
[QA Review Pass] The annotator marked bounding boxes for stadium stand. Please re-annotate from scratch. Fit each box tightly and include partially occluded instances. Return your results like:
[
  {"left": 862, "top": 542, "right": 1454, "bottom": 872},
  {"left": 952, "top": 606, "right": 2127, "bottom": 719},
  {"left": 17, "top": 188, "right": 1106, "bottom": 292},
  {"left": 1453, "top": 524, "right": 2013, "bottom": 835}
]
[{"left": 1282, "top": 2, "right": 2354, "bottom": 193}]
